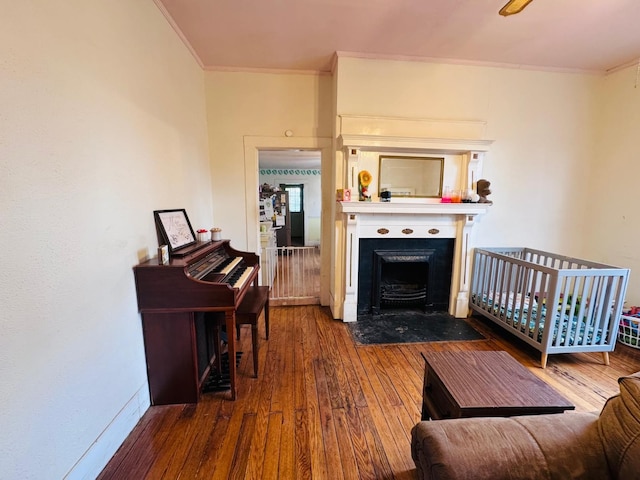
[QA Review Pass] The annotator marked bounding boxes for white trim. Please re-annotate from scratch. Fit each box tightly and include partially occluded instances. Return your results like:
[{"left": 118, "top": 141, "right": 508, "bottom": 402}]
[
  {"left": 338, "top": 201, "right": 490, "bottom": 216},
  {"left": 152, "top": 0, "right": 204, "bottom": 69},
  {"left": 339, "top": 134, "right": 493, "bottom": 153},
  {"left": 64, "top": 387, "right": 150, "bottom": 480},
  {"left": 244, "top": 136, "right": 331, "bottom": 250},
  {"left": 337, "top": 206, "right": 488, "bottom": 322},
  {"left": 335, "top": 51, "right": 605, "bottom": 76},
  {"left": 204, "top": 65, "right": 330, "bottom": 76},
  {"left": 243, "top": 136, "right": 332, "bottom": 304}
]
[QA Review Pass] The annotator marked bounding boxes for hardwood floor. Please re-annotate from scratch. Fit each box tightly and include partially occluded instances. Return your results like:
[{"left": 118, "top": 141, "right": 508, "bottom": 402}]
[{"left": 98, "top": 306, "right": 640, "bottom": 479}]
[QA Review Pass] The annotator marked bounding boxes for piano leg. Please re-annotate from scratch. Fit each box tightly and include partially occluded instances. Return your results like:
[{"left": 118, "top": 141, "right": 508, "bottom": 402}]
[
  {"left": 211, "top": 321, "right": 222, "bottom": 376},
  {"left": 225, "top": 310, "right": 237, "bottom": 400}
]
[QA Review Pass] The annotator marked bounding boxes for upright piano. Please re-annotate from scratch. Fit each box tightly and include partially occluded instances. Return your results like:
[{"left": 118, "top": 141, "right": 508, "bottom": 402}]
[{"left": 133, "top": 239, "right": 259, "bottom": 404}]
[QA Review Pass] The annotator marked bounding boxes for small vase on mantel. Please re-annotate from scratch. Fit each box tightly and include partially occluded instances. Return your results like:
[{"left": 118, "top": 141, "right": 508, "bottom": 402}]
[
  {"left": 358, "top": 170, "right": 372, "bottom": 201},
  {"left": 463, "top": 188, "right": 479, "bottom": 203}
]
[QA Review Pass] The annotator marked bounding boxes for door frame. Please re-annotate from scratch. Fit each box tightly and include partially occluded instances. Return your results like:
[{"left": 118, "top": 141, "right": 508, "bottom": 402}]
[{"left": 243, "top": 136, "right": 332, "bottom": 305}]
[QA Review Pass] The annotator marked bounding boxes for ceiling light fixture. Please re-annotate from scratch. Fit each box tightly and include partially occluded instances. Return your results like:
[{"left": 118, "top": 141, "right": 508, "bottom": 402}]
[{"left": 499, "top": 0, "right": 534, "bottom": 16}]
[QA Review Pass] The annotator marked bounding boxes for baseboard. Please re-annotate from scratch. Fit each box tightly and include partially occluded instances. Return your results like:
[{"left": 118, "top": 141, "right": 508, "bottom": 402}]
[{"left": 64, "top": 385, "right": 150, "bottom": 480}]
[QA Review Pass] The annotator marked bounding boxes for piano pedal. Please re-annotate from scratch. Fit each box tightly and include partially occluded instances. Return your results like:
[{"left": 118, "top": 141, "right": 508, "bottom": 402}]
[
  {"left": 219, "top": 351, "right": 243, "bottom": 362},
  {"left": 202, "top": 378, "right": 231, "bottom": 392},
  {"left": 203, "top": 351, "right": 243, "bottom": 394}
]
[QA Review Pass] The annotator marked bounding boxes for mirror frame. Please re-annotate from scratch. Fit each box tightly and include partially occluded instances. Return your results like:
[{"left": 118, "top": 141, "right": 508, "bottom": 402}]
[{"left": 378, "top": 155, "right": 444, "bottom": 198}]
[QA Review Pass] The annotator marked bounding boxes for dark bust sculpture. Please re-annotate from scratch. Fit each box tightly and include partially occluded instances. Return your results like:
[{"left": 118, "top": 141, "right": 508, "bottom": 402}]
[{"left": 477, "top": 179, "right": 492, "bottom": 204}]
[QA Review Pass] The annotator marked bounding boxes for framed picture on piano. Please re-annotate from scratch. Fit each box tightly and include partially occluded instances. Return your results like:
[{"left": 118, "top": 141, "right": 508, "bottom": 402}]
[{"left": 153, "top": 209, "right": 197, "bottom": 254}]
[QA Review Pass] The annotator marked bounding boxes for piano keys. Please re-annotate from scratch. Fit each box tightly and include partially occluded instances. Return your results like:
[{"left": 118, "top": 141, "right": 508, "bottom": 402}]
[
  {"left": 133, "top": 239, "right": 259, "bottom": 404},
  {"left": 187, "top": 250, "right": 255, "bottom": 288}
]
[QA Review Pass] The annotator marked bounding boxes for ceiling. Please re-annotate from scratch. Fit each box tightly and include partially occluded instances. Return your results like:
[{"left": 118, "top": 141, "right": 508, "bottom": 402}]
[{"left": 156, "top": 0, "right": 640, "bottom": 74}]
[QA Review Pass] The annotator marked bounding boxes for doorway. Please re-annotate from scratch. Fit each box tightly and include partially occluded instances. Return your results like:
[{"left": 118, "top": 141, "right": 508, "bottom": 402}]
[
  {"left": 257, "top": 150, "right": 322, "bottom": 305},
  {"left": 244, "top": 137, "right": 331, "bottom": 307},
  {"left": 281, "top": 183, "right": 304, "bottom": 246},
  {"left": 258, "top": 150, "right": 321, "bottom": 247}
]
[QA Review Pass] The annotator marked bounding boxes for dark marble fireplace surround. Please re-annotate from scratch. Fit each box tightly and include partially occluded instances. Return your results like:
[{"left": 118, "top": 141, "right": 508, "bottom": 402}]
[{"left": 357, "top": 238, "right": 454, "bottom": 315}]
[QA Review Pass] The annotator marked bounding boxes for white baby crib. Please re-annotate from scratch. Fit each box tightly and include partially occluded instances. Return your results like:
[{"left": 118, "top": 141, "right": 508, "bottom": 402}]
[{"left": 470, "top": 247, "right": 630, "bottom": 368}]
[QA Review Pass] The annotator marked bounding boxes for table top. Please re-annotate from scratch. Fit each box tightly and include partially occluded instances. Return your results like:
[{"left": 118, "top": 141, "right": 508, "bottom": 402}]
[{"left": 421, "top": 350, "right": 574, "bottom": 416}]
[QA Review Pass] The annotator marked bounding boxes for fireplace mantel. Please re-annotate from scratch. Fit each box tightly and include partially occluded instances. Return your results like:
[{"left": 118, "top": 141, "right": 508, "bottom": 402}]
[
  {"left": 338, "top": 201, "right": 490, "bottom": 216},
  {"left": 337, "top": 200, "right": 489, "bottom": 322},
  {"left": 332, "top": 115, "right": 494, "bottom": 322}
]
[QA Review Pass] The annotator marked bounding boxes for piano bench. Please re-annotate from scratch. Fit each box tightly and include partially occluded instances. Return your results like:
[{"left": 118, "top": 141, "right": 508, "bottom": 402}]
[{"left": 235, "top": 286, "right": 270, "bottom": 377}]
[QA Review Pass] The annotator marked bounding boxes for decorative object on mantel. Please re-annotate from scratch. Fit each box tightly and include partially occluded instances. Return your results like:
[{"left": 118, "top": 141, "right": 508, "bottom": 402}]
[
  {"left": 441, "top": 186, "right": 452, "bottom": 203},
  {"left": 463, "top": 188, "right": 480, "bottom": 203},
  {"left": 441, "top": 186, "right": 463, "bottom": 203},
  {"left": 358, "top": 170, "right": 372, "bottom": 201},
  {"left": 336, "top": 188, "right": 351, "bottom": 202},
  {"left": 462, "top": 171, "right": 481, "bottom": 203},
  {"left": 380, "top": 188, "right": 391, "bottom": 202},
  {"left": 477, "top": 179, "right": 493, "bottom": 204}
]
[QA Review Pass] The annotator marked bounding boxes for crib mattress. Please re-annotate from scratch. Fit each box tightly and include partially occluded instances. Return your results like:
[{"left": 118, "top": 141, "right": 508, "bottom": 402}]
[{"left": 472, "top": 294, "right": 607, "bottom": 346}]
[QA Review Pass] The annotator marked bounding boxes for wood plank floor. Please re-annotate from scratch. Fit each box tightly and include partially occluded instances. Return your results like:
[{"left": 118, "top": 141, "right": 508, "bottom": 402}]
[{"left": 98, "top": 306, "right": 640, "bottom": 479}]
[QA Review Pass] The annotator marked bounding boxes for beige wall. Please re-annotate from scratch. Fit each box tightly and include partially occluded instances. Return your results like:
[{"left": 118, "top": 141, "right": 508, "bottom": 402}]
[
  {"left": 330, "top": 56, "right": 603, "bottom": 317},
  {"left": 204, "top": 71, "right": 333, "bottom": 250},
  {"left": 4, "top": 3, "right": 640, "bottom": 476},
  {"left": 588, "top": 65, "right": 640, "bottom": 304},
  {"left": 335, "top": 57, "right": 600, "bottom": 249},
  {"left": 1, "top": 1, "right": 211, "bottom": 478}
]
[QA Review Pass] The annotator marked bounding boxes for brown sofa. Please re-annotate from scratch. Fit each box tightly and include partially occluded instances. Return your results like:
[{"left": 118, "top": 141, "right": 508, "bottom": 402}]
[{"left": 411, "top": 372, "right": 640, "bottom": 479}]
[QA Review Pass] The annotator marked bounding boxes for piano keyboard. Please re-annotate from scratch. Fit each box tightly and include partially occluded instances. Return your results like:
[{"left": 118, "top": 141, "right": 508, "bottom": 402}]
[
  {"left": 189, "top": 252, "right": 242, "bottom": 280},
  {"left": 219, "top": 257, "right": 242, "bottom": 275},
  {"left": 227, "top": 266, "right": 254, "bottom": 289}
]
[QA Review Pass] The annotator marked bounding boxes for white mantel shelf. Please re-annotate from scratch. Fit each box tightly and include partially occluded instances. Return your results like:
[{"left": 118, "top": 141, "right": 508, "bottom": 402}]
[
  {"left": 337, "top": 201, "right": 490, "bottom": 216},
  {"left": 338, "top": 134, "right": 493, "bottom": 153}
]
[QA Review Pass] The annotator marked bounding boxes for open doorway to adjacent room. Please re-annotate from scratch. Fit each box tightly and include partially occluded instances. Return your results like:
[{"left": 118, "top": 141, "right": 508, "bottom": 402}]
[
  {"left": 258, "top": 150, "right": 321, "bottom": 305},
  {"left": 258, "top": 150, "right": 321, "bottom": 247}
]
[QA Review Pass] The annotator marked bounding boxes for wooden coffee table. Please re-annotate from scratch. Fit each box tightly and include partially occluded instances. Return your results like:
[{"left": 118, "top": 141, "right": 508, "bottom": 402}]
[{"left": 421, "top": 350, "right": 575, "bottom": 420}]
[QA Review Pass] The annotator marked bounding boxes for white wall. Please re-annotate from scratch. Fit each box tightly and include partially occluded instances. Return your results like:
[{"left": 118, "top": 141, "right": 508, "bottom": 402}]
[
  {"left": 0, "top": 2, "right": 211, "bottom": 478},
  {"left": 588, "top": 65, "right": 640, "bottom": 305}
]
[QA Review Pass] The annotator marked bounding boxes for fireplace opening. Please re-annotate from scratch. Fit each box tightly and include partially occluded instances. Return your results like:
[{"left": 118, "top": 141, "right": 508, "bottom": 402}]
[
  {"left": 357, "top": 238, "right": 454, "bottom": 316},
  {"left": 372, "top": 250, "right": 434, "bottom": 314}
]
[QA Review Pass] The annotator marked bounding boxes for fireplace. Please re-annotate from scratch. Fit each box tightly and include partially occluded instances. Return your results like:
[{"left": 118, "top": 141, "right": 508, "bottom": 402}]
[
  {"left": 358, "top": 238, "right": 454, "bottom": 315},
  {"left": 332, "top": 114, "right": 493, "bottom": 322},
  {"left": 373, "top": 249, "right": 433, "bottom": 313},
  {"left": 337, "top": 200, "right": 489, "bottom": 322}
]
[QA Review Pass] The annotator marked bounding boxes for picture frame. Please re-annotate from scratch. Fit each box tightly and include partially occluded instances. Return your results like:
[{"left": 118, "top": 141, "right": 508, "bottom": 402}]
[
  {"left": 153, "top": 209, "right": 196, "bottom": 253},
  {"left": 378, "top": 155, "right": 444, "bottom": 198}
]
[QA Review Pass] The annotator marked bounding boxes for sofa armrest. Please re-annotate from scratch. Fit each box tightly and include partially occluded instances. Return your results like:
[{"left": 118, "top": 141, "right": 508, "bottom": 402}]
[{"left": 411, "top": 413, "right": 608, "bottom": 480}]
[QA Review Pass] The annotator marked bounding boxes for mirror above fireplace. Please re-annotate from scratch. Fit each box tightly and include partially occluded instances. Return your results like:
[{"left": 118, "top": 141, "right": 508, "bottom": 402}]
[{"left": 378, "top": 155, "right": 444, "bottom": 198}]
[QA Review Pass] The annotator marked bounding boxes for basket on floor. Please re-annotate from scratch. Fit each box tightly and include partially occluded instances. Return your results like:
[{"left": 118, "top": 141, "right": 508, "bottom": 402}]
[{"left": 619, "top": 313, "right": 640, "bottom": 349}]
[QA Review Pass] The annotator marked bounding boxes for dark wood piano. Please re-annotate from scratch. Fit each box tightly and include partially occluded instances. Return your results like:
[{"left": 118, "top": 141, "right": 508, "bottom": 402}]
[{"left": 133, "top": 239, "right": 259, "bottom": 404}]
